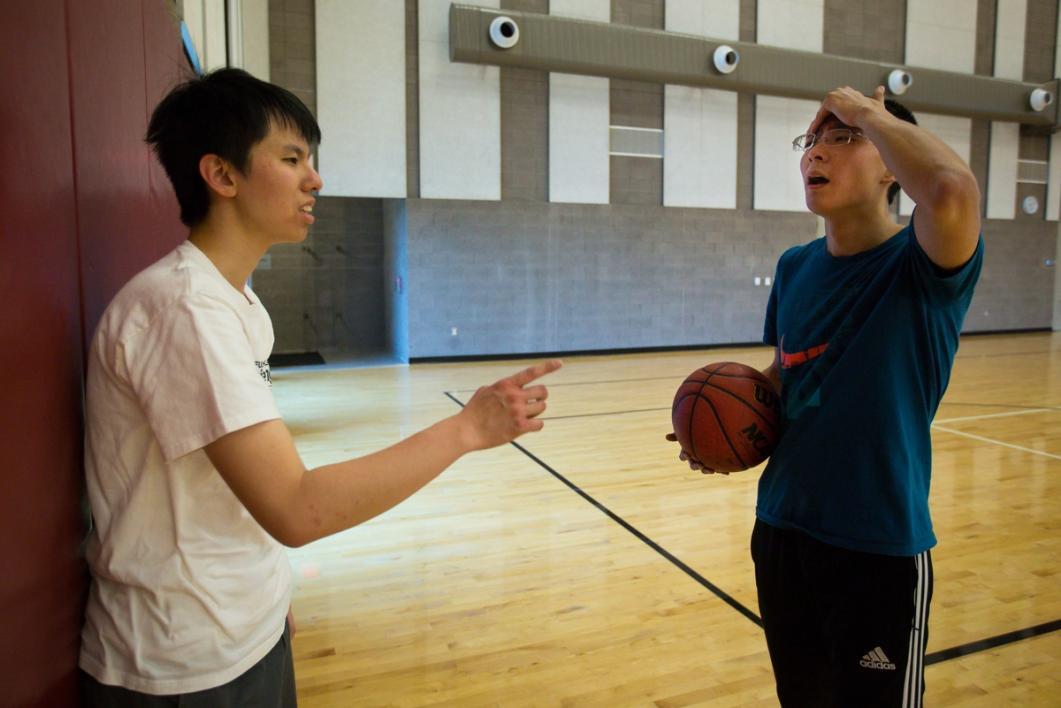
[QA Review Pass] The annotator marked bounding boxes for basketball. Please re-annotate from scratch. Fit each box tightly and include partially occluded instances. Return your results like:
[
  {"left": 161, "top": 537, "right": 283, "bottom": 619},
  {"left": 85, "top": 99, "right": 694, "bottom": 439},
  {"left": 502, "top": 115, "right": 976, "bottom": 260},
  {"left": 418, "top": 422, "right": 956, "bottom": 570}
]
[{"left": 671, "top": 362, "right": 781, "bottom": 472}]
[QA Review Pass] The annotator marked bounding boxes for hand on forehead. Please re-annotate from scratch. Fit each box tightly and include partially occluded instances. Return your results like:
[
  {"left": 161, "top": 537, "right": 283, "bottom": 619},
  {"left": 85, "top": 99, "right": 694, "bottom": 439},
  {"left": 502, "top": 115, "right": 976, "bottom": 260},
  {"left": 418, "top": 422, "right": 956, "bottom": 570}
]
[{"left": 807, "top": 86, "right": 886, "bottom": 136}]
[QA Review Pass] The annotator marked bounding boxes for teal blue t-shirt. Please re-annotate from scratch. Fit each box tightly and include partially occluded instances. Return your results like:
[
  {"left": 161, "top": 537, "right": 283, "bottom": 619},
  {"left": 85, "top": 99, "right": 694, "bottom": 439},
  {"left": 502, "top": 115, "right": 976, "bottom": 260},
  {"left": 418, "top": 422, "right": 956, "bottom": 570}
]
[{"left": 758, "top": 221, "right": 984, "bottom": 556}]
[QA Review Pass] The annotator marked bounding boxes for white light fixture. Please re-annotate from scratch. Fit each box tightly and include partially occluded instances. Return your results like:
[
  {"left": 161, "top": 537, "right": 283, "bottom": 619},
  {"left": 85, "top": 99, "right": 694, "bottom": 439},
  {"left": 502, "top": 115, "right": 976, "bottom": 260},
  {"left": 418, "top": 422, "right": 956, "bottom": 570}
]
[
  {"left": 712, "top": 45, "right": 739, "bottom": 74},
  {"left": 1021, "top": 195, "right": 1039, "bottom": 215},
  {"left": 1029, "top": 88, "right": 1053, "bottom": 112},
  {"left": 489, "top": 16, "right": 519, "bottom": 49},
  {"left": 887, "top": 69, "right": 912, "bottom": 95}
]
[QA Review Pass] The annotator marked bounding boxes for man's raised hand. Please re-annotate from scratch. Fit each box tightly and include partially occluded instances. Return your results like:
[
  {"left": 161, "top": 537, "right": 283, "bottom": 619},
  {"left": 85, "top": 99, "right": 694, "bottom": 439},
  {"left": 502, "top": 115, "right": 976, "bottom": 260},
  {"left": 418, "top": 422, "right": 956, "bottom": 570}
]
[
  {"left": 458, "top": 360, "right": 563, "bottom": 451},
  {"left": 807, "top": 85, "right": 887, "bottom": 136}
]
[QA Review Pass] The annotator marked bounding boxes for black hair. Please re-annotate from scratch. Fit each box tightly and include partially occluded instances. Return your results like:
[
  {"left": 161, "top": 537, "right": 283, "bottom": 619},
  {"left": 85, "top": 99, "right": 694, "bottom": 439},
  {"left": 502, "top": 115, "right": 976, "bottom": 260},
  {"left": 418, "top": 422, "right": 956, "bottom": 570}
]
[
  {"left": 146, "top": 68, "right": 322, "bottom": 227},
  {"left": 883, "top": 98, "right": 916, "bottom": 205}
]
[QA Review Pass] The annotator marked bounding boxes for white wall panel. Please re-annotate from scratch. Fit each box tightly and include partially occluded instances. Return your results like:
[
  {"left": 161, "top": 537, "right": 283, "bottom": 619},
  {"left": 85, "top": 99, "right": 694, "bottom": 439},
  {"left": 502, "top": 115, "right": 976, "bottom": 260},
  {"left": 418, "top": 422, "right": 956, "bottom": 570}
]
[
  {"left": 983, "top": 0, "right": 1025, "bottom": 220},
  {"left": 318, "top": 0, "right": 406, "bottom": 198},
  {"left": 987, "top": 122, "right": 1019, "bottom": 219},
  {"left": 663, "top": 0, "right": 739, "bottom": 208},
  {"left": 1048, "top": 9, "right": 1061, "bottom": 222},
  {"left": 240, "top": 0, "right": 270, "bottom": 81},
  {"left": 1049, "top": 134, "right": 1061, "bottom": 221},
  {"left": 899, "top": 115, "right": 972, "bottom": 216},
  {"left": 757, "top": 0, "right": 823, "bottom": 53},
  {"left": 203, "top": 0, "right": 228, "bottom": 71},
  {"left": 901, "top": 0, "right": 975, "bottom": 217},
  {"left": 549, "top": 0, "right": 609, "bottom": 204},
  {"left": 993, "top": 0, "right": 1027, "bottom": 80},
  {"left": 905, "top": 0, "right": 976, "bottom": 74},
  {"left": 419, "top": 0, "right": 500, "bottom": 200},
  {"left": 754, "top": 96, "right": 820, "bottom": 212},
  {"left": 754, "top": 0, "right": 821, "bottom": 211},
  {"left": 1052, "top": 6, "right": 1061, "bottom": 331},
  {"left": 180, "top": 0, "right": 227, "bottom": 72},
  {"left": 665, "top": 0, "right": 738, "bottom": 42}
]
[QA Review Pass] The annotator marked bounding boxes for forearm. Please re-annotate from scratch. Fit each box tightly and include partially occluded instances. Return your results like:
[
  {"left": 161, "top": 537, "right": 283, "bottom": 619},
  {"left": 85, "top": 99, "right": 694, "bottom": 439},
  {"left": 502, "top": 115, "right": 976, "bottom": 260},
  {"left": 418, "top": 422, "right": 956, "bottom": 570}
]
[
  {"left": 855, "top": 107, "right": 977, "bottom": 207},
  {"left": 288, "top": 415, "right": 472, "bottom": 545},
  {"left": 762, "top": 363, "right": 781, "bottom": 393}
]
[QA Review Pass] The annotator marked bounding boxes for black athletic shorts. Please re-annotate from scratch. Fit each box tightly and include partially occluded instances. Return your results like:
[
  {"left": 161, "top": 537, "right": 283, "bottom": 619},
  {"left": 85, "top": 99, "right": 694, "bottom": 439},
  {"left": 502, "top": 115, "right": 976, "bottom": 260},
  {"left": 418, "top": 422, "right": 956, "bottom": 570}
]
[{"left": 751, "top": 519, "right": 933, "bottom": 708}]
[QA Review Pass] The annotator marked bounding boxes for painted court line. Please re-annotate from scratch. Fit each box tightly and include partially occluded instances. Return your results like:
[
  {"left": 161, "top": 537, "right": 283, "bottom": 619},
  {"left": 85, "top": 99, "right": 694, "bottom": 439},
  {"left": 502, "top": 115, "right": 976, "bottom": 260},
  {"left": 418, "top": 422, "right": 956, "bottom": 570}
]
[
  {"left": 931, "top": 425, "right": 1061, "bottom": 461},
  {"left": 933, "top": 407, "right": 1056, "bottom": 424}
]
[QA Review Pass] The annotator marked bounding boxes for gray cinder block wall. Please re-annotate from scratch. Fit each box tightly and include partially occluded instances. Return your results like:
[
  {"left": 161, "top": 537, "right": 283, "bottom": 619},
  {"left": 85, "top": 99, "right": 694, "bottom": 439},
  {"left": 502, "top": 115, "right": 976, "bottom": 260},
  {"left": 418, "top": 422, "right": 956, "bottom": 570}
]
[
  {"left": 257, "top": 0, "right": 388, "bottom": 356},
  {"left": 257, "top": 0, "right": 1061, "bottom": 360}
]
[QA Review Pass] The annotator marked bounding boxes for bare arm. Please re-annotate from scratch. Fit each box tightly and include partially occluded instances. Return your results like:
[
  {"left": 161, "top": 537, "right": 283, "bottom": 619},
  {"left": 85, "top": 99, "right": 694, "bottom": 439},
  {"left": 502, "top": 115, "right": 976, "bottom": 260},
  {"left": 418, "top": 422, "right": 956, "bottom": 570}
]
[
  {"left": 203, "top": 360, "right": 561, "bottom": 547},
  {"left": 810, "top": 86, "right": 981, "bottom": 269}
]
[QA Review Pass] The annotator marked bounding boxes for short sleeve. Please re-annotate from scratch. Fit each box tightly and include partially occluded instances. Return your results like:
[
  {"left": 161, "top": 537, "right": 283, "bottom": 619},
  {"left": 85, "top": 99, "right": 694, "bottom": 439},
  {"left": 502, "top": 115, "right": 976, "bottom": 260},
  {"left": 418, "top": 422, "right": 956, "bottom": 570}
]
[
  {"left": 907, "top": 220, "right": 984, "bottom": 306},
  {"left": 125, "top": 294, "right": 280, "bottom": 461}
]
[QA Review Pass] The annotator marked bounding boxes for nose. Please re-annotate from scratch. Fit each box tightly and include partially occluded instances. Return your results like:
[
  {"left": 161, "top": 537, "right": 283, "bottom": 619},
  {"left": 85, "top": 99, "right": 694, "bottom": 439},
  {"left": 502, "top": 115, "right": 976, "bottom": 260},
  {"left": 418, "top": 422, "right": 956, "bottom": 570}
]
[
  {"left": 805, "top": 140, "right": 828, "bottom": 161},
  {"left": 306, "top": 164, "right": 323, "bottom": 193}
]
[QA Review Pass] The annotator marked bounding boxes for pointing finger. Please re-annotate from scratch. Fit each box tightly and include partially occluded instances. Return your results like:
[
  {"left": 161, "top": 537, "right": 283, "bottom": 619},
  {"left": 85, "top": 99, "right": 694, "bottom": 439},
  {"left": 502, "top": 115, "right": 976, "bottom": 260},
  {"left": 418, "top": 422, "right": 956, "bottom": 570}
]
[{"left": 510, "top": 359, "right": 563, "bottom": 388}]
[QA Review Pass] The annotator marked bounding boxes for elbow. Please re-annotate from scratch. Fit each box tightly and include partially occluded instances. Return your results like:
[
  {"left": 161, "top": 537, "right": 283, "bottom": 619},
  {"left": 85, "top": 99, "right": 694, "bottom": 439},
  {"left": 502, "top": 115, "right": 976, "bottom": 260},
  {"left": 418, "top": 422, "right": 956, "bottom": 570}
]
[
  {"left": 277, "top": 529, "right": 311, "bottom": 549},
  {"left": 262, "top": 512, "right": 317, "bottom": 549},
  {"left": 265, "top": 522, "right": 307, "bottom": 549},
  {"left": 929, "top": 169, "right": 980, "bottom": 218}
]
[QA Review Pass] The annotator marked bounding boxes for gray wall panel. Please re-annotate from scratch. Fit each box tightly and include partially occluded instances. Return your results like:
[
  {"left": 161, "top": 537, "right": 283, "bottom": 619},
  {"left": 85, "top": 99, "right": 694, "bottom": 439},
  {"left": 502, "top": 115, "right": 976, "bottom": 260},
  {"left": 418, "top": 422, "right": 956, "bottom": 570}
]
[
  {"left": 967, "top": 220, "right": 1058, "bottom": 331},
  {"left": 823, "top": 0, "right": 905, "bottom": 63},
  {"left": 405, "top": 199, "right": 815, "bottom": 358}
]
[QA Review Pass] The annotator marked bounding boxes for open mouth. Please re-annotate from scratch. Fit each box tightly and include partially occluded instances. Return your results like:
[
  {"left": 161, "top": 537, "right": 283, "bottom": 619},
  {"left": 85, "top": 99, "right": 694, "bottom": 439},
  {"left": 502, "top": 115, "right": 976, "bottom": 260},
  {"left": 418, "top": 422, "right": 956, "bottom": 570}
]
[{"left": 807, "top": 176, "right": 829, "bottom": 186}]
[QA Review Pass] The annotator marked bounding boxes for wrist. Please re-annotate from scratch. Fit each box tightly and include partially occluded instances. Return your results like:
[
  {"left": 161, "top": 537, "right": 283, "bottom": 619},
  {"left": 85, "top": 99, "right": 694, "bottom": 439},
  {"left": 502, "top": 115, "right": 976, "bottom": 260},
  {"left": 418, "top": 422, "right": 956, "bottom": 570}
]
[
  {"left": 854, "top": 103, "right": 892, "bottom": 133},
  {"left": 447, "top": 410, "right": 481, "bottom": 454}
]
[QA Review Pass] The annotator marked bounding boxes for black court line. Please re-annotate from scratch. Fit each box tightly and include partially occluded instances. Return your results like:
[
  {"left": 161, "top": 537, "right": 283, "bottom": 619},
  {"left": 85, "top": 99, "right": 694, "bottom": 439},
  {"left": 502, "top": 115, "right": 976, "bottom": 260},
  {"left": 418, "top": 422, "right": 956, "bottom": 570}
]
[
  {"left": 541, "top": 406, "right": 670, "bottom": 421},
  {"left": 443, "top": 391, "right": 1061, "bottom": 664},
  {"left": 446, "top": 349, "right": 1060, "bottom": 395},
  {"left": 448, "top": 374, "right": 692, "bottom": 394},
  {"left": 925, "top": 619, "right": 1061, "bottom": 665},
  {"left": 443, "top": 391, "right": 763, "bottom": 628}
]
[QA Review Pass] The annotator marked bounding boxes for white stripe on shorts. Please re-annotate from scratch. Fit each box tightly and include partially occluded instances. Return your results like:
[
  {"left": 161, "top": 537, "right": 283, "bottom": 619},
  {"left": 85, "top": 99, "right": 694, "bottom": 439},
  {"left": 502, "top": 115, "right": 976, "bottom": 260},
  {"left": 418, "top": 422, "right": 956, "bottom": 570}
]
[{"left": 902, "top": 552, "right": 929, "bottom": 708}]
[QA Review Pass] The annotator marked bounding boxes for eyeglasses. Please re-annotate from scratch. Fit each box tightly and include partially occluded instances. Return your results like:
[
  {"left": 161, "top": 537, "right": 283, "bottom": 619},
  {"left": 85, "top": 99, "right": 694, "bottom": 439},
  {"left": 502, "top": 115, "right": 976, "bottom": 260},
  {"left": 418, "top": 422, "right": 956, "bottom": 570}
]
[{"left": 791, "top": 128, "right": 865, "bottom": 152}]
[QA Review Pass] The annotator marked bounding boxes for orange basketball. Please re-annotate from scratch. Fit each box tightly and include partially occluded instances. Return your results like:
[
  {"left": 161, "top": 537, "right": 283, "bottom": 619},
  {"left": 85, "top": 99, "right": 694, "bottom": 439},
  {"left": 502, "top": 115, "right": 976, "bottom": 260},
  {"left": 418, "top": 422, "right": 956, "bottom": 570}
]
[{"left": 671, "top": 362, "right": 781, "bottom": 472}]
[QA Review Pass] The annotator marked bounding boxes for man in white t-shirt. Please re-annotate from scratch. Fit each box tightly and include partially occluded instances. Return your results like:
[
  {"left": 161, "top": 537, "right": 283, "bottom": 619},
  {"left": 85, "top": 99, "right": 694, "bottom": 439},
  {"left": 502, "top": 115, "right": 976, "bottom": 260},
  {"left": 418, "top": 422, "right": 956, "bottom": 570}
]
[{"left": 80, "top": 68, "right": 561, "bottom": 706}]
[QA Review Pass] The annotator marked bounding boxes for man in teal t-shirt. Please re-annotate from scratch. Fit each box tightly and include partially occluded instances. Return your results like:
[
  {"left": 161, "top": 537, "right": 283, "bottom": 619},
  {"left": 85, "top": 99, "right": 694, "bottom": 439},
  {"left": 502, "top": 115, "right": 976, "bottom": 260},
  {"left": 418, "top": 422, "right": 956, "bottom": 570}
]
[
  {"left": 757, "top": 87, "right": 983, "bottom": 708},
  {"left": 675, "top": 86, "right": 983, "bottom": 707}
]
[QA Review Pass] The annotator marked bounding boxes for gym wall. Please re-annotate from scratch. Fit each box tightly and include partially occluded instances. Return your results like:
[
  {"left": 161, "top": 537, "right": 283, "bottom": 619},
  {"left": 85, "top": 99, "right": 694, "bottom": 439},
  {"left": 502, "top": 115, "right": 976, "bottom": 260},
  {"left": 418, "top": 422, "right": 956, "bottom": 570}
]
[{"left": 255, "top": 0, "right": 1061, "bottom": 360}]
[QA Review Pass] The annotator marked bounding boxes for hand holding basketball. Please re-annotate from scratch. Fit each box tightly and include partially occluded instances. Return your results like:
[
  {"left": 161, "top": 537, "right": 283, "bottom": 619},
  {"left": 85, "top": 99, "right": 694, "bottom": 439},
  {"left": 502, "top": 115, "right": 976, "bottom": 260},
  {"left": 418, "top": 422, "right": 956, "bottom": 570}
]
[
  {"left": 665, "top": 432, "right": 723, "bottom": 474},
  {"left": 458, "top": 359, "right": 562, "bottom": 451},
  {"left": 669, "top": 362, "right": 781, "bottom": 473}
]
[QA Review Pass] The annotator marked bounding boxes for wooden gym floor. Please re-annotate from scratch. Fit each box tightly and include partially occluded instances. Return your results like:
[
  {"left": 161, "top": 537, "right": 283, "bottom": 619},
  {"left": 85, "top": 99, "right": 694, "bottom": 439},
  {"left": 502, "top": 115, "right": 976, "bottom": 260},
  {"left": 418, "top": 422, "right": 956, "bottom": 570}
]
[{"left": 275, "top": 331, "right": 1060, "bottom": 707}]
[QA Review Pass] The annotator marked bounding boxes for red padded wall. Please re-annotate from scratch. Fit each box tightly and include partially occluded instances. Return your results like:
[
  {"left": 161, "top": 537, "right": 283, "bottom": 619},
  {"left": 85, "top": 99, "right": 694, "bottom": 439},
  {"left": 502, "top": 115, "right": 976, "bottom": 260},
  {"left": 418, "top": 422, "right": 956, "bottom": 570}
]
[
  {"left": 0, "top": 1, "right": 186, "bottom": 705},
  {"left": 69, "top": 0, "right": 188, "bottom": 344},
  {"left": 0, "top": 2, "right": 85, "bottom": 705}
]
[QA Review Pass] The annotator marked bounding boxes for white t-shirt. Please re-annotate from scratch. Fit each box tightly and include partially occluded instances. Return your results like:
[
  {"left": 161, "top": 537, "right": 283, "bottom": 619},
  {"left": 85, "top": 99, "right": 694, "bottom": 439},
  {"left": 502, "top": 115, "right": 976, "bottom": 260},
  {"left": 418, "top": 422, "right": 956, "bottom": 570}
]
[{"left": 79, "top": 241, "right": 290, "bottom": 695}]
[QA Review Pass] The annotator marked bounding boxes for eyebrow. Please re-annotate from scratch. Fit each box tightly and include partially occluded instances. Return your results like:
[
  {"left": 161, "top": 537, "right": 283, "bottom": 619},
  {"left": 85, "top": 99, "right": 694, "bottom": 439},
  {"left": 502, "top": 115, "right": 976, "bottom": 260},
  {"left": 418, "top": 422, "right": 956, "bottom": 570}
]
[
  {"left": 817, "top": 120, "right": 852, "bottom": 133},
  {"left": 283, "top": 144, "right": 309, "bottom": 157}
]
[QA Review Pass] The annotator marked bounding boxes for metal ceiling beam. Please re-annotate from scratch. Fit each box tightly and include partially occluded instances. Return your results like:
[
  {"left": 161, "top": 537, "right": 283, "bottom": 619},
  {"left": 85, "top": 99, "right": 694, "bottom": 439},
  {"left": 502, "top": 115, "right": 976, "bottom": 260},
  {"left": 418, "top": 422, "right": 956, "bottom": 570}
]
[{"left": 449, "top": 4, "right": 1060, "bottom": 131}]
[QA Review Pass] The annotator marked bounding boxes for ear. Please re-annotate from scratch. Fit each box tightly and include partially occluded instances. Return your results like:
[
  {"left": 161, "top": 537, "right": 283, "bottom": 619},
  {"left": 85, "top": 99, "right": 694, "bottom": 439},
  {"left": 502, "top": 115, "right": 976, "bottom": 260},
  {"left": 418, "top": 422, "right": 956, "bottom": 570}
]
[{"left": 199, "top": 154, "right": 238, "bottom": 199}]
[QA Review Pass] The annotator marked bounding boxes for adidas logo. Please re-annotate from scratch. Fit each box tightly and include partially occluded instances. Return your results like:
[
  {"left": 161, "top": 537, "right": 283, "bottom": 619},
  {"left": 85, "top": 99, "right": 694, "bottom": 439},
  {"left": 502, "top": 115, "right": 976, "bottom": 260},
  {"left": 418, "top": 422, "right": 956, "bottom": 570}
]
[{"left": 859, "top": 646, "right": 897, "bottom": 671}]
